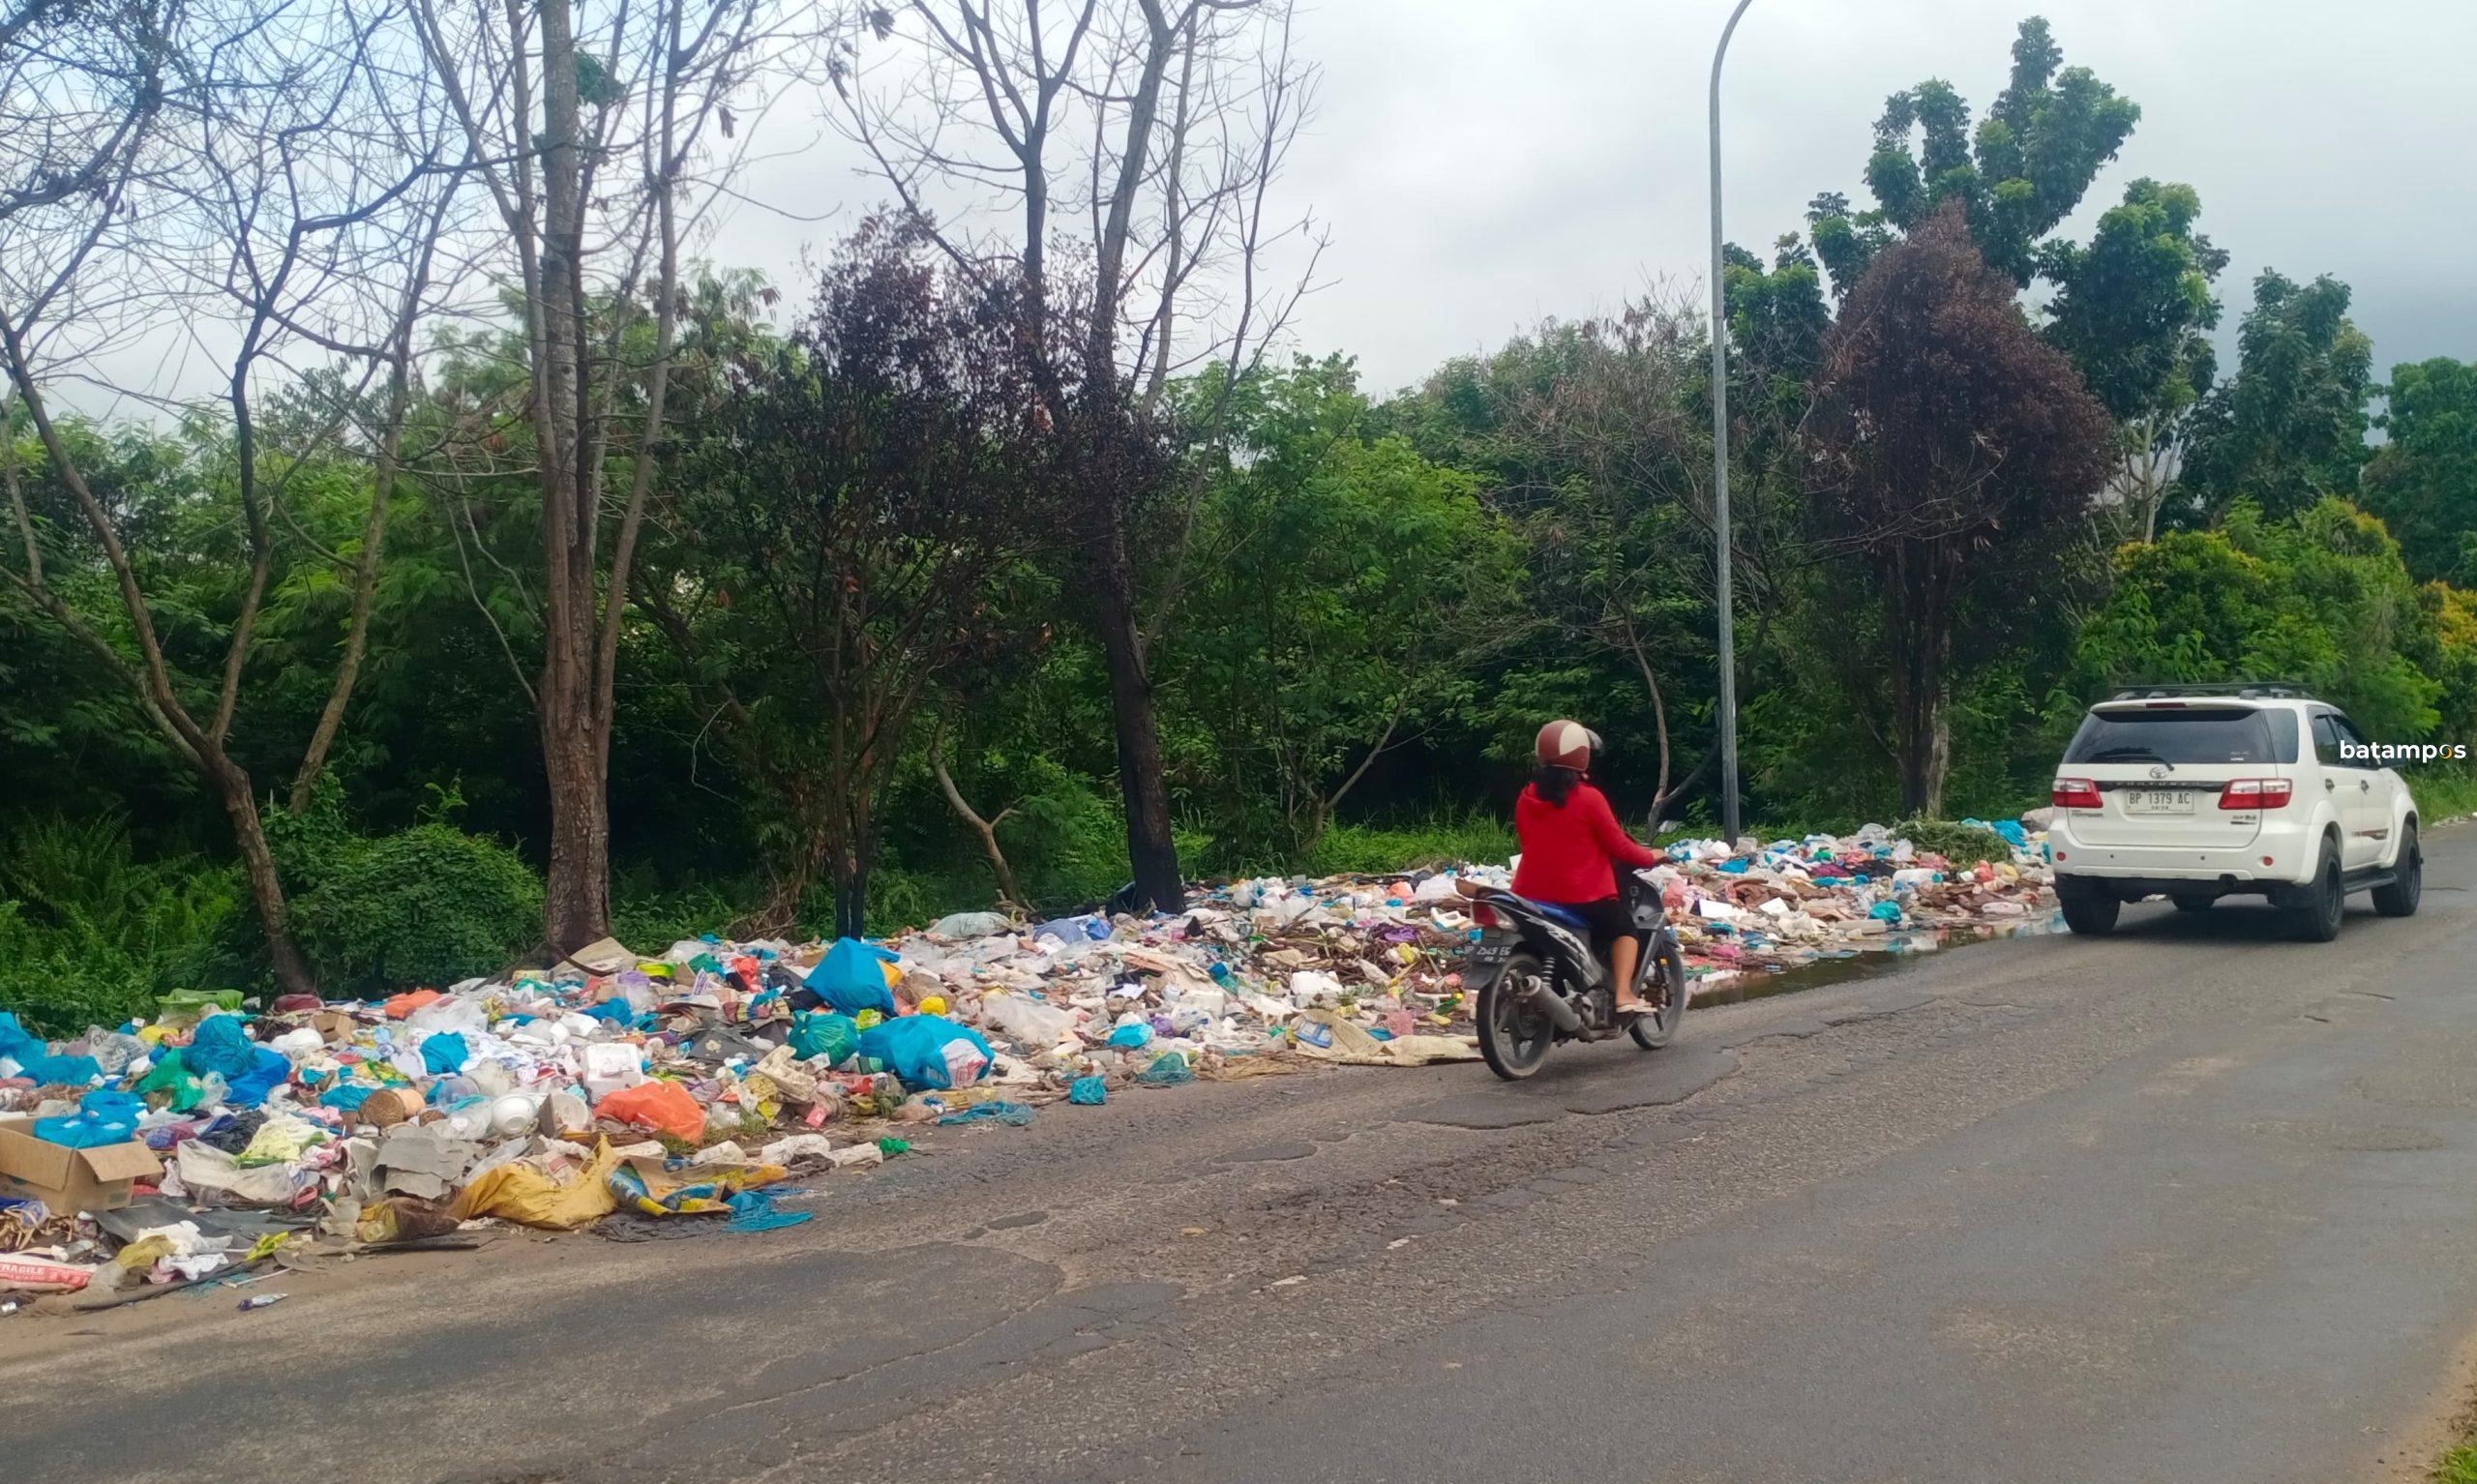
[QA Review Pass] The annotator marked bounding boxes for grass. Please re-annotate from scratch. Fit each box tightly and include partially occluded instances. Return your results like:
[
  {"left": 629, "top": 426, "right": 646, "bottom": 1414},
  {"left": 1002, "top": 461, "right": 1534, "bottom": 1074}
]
[
  {"left": 2408, "top": 764, "right": 2477, "bottom": 824},
  {"left": 2438, "top": 1446, "right": 2477, "bottom": 1484}
]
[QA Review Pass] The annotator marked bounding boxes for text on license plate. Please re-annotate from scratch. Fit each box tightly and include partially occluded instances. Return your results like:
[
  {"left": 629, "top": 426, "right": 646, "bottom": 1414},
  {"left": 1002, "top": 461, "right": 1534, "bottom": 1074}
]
[
  {"left": 1468, "top": 942, "right": 1511, "bottom": 964},
  {"left": 2123, "top": 789, "right": 2194, "bottom": 816}
]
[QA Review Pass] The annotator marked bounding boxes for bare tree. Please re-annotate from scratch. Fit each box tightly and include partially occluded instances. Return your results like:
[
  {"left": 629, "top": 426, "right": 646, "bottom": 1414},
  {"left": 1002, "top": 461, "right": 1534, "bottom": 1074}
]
[
  {"left": 2, "top": 0, "right": 465, "bottom": 994},
  {"left": 407, "top": 0, "right": 831, "bottom": 952},
  {"left": 831, "top": 0, "right": 1321, "bottom": 911}
]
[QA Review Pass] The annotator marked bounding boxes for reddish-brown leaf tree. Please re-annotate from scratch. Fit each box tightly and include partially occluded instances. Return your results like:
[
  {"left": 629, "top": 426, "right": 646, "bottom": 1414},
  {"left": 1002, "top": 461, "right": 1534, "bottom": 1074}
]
[{"left": 1807, "top": 205, "right": 2114, "bottom": 815}]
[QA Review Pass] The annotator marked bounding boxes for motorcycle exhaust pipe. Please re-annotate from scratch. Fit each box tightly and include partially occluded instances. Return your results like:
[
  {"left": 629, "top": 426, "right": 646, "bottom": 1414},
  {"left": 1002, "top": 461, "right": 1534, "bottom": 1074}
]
[{"left": 1523, "top": 977, "right": 1585, "bottom": 1033}]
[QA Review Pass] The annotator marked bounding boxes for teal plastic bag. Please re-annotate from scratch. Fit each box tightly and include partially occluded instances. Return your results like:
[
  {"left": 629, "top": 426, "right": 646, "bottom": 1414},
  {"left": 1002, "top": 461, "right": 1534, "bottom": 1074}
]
[
  {"left": 421, "top": 1032, "right": 470, "bottom": 1074},
  {"left": 33, "top": 1089, "right": 143, "bottom": 1147},
  {"left": 1068, "top": 1076, "right": 1106, "bottom": 1106},
  {"left": 854, "top": 1014, "right": 992, "bottom": 1092},
  {"left": 185, "top": 1015, "right": 256, "bottom": 1080},
  {"left": 789, "top": 1011, "right": 859, "bottom": 1065},
  {"left": 805, "top": 939, "right": 899, "bottom": 1017}
]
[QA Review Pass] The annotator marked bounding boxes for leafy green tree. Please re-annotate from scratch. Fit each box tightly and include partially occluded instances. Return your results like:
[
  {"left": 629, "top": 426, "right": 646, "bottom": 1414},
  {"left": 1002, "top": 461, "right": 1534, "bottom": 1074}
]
[
  {"left": 1166, "top": 356, "right": 1520, "bottom": 860},
  {"left": 2074, "top": 499, "right": 2443, "bottom": 741},
  {"left": 2039, "top": 178, "right": 2228, "bottom": 540},
  {"left": 1806, "top": 17, "right": 2139, "bottom": 293},
  {"left": 2362, "top": 357, "right": 2477, "bottom": 582},
  {"left": 2176, "top": 270, "right": 2373, "bottom": 525}
]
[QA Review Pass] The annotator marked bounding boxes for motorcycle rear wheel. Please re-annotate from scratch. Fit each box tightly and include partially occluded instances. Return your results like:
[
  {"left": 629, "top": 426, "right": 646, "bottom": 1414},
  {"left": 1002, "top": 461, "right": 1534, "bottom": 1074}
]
[
  {"left": 1477, "top": 950, "right": 1557, "bottom": 1081},
  {"left": 1627, "top": 933, "right": 1687, "bottom": 1050}
]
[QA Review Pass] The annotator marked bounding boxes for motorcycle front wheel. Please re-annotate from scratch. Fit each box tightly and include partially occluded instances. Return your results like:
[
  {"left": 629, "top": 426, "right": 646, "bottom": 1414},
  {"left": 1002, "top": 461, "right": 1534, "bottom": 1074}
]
[
  {"left": 1627, "top": 933, "right": 1687, "bottom": 1051},
  {"left": 1477, "top": 950, "right": 1557, "bottom": 1081}
]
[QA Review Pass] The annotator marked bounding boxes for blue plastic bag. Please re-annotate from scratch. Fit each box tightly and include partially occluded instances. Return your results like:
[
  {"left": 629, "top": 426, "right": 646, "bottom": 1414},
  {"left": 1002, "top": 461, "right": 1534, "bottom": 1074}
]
[
  {"left": 420, "top": 1032, "right": 470, "bottom": 1074},
  {"left": 224, "top": 1047, "right": 293, "bottom": 1108},
  {"left": 184, "top": 1015, "right": 257, "bottom": 1080},
  {"left": 854, "top": 1014, "right": 992, "bottom": 1092},
  {"left": 1068, "top": 1076, "right": 1107, "bottom": 1106},
  {"left": 32, "top": 1089, "right": 144, "bottom": 1147},
  {"left": 938, "top": 1100, "right": 1032, "bottom": 1126},
  {"left": 806, "top": 939, "right": 899, "bottom": 1018},
  {"left": 1106, "top": 1022, "right": 1152, "bottom": 1050},
  {"left": 1032, "top": 913, "right": 1110, "bottom": 945}
]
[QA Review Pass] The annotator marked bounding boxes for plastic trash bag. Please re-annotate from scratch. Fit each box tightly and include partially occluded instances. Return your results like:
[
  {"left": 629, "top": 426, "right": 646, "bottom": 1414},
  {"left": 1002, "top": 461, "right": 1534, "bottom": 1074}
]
[
  {"left": 805, "top": 939, "right": 899, "bottom": 1017},
  {"left": 1134, "top": 1052, "right": 1193, "bottom": 1086},
  {"left": 451, "top": 1140, "right": 623, "bottom": 1230},
  {"left": 979, "top": 994, "right": 1077, "bottom": 1047},
  {"left": 420, "top": 1032, "right": 470, "bottom": 1074},
  {"left": 789, "top": 1011, "right": 859, "bottom": 1065},
  {"left": 183, "top": 1015, "right": 257, "bottom": 1080},
  {"left": 938, "top": 1100, "right": 1032, "bottom": 1126},
  {"left": 135, "top": 1049, "right": 208, "bottom": 1112},
  {"left": 930, "top": 910, "right": 1013, "bottom": 938},
  {"left": 1068, "top": 1076, "right": 1107, "bottom": 1106},
  {"left": 854, "top": 1014, "right": 993, "bottom": 1091},
  {"left": 32, "top": 1089, "right": 143, "bottom": 1147},
  {"left": 723, "top": 1187, "right": 812, "bottom": 1232},
  {"left": 224, "top": 1048, "right": 293, "bottom": 1108},
  {"left": 595, "top": 1081, "right": 706, "bottom": 1143}
]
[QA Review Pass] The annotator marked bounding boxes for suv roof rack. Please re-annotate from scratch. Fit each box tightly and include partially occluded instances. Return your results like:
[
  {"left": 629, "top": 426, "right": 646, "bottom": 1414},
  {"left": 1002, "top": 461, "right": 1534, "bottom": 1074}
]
[{"left": 2106, "top": 680, "right": 2317, "bottom": 702}]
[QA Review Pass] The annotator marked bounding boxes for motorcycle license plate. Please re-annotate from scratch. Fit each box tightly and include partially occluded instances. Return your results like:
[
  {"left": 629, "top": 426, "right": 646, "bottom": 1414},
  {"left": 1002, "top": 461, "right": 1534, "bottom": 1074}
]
[
  {"left": 1466, "top": 941, "right": 1512, "bottom": 968},
  {"left": 2123, "top": 789, "right": 2193, "bottom": 816}
]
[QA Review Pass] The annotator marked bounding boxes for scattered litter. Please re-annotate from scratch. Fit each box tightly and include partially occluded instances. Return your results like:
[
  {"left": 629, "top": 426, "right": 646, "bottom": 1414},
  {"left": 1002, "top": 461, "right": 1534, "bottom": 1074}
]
[{"left": 0, "top": 821, "right": 2049, "bottom": 1301}]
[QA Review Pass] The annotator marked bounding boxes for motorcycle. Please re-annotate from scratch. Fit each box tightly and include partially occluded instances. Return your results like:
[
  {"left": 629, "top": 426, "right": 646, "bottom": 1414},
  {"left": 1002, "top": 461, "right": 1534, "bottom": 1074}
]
[{"left": 1461, "top": 870, "right": 1686, "bottom": 1081}]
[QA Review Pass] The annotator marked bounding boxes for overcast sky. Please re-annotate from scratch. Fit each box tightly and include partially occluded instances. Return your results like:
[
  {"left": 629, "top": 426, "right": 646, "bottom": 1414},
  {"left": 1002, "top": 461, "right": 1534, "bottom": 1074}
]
[{"left": 715, "top": 0, "right": 2476, "bottom": 400}]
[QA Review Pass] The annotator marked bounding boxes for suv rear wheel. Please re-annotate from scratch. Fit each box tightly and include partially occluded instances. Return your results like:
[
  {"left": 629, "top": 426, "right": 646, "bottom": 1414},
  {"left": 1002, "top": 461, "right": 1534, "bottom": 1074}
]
[
  {"left": 2170, "top": 894, "right": 2214, "bottom": 913},
  {"left": 2289, "top": 840, "right": 2345, "bottom": 942},
  {"left": 2058, "top": 882, "right": 2120, "bottom": 936},
  {"left": 2373, "top": 822, "right": 2422, "bottom": 917}
]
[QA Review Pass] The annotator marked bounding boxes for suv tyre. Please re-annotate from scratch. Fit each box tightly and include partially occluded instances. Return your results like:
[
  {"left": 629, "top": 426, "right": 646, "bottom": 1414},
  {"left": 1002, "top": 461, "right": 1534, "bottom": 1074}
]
[
  {"left": 2288, "top": 840, "right": 2345, "bottom": 942},
  {"left": 2058, "top": 883, "right": 2120, "bottom": 936}
]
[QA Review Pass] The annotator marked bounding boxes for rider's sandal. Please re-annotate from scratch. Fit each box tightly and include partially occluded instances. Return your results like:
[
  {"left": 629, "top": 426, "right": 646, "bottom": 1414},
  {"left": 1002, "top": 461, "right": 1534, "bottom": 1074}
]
[{"left": 1613, "top": 1001, "right": 1652, "bottom": 1021}]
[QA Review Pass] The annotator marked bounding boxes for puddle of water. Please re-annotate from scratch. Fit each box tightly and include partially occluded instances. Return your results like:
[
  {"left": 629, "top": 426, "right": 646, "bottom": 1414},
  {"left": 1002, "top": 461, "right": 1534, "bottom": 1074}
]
[{"left": 1687, "top": 909, "right": 2065, "bottom": 1008}]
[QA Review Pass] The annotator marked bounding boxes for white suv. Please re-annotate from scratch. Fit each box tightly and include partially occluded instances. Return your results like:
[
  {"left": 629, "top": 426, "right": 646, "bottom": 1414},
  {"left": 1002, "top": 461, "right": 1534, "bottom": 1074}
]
[{"left": 2047, "top": 683, "right": 2423, "bottom": 940}]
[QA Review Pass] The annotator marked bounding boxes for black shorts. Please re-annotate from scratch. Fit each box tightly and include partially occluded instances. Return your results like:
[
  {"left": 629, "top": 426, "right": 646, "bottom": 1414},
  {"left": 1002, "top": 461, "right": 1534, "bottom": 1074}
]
[{"left": 1543, "top": 896, "right": 1633, "bottom": 961}]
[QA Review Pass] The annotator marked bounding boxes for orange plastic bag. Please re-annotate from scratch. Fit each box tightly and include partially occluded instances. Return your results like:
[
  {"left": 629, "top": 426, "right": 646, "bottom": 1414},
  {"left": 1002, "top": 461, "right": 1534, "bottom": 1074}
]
[
  {"left": 383, "top": 989, "right": 443, "bottom": 1019},
  {"left": 596, "top": 1081, "right": 705, "bottom": 1143}
]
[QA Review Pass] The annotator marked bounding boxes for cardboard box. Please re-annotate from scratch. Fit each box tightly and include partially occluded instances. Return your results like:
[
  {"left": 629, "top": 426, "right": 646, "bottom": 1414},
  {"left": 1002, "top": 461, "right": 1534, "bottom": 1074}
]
[{"left": 0, "top": 1115, "right": 162, "bottom": 1213}]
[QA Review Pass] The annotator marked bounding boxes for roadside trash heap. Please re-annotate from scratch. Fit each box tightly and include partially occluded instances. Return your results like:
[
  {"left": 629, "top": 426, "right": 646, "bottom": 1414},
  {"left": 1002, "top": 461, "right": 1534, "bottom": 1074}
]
[
  {"left": 1647, "top": 817, "right": 2054, "bottom": 989},
  {"left": 0, "top": 819, "right": 2048, "bottom": 1304}
]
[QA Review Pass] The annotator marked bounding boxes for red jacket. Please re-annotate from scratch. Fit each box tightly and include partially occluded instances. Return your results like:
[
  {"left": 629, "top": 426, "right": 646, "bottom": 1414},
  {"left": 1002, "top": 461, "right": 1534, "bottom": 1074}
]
[{"left": 1510, "top": 781, "right": 1660, "bottom": 904}]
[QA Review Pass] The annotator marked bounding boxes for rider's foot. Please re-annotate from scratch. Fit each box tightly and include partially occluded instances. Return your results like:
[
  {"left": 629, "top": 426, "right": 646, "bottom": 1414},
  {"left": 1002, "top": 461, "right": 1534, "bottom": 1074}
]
[{"left": 1612, "top": 998, "right": 1650, "bottom": 1021}]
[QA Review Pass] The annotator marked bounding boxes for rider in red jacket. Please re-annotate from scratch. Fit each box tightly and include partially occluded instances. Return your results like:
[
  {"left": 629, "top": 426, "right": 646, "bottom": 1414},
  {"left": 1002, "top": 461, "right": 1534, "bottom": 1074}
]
[{"left": 1510, "top": 720, "right": 1661, "bottom": 1018}]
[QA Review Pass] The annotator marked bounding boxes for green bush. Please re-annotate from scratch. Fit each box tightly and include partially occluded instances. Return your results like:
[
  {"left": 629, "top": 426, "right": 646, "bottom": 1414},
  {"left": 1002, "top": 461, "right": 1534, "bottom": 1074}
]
[
  {"left": 612, "top": 878, "right": 747, "bottom": 951},
  {"left": 1303, "top": 815, "right": 1518, "bottom": 876},
  {"left": 290, "top": 823, "right": 543, "bottom": 992},
  {"left": 0, "top": 816, "right": 246, "bottom": 1035},
  {"left": 1892, "top": 816, "right": 2013, "bottom": 867}
]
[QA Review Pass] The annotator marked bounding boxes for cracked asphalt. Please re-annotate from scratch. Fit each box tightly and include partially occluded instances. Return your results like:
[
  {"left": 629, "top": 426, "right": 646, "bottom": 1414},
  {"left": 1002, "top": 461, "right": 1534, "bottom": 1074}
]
[{"left": 11, "top": 824, "right": 2477, "bottom": 1483}]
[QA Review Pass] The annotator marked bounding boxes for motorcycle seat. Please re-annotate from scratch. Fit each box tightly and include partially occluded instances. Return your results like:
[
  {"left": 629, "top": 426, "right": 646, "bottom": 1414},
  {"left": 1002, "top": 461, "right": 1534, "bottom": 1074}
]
[{"left": 1484, "top": 891, "right": 1593, "bottom": 936}]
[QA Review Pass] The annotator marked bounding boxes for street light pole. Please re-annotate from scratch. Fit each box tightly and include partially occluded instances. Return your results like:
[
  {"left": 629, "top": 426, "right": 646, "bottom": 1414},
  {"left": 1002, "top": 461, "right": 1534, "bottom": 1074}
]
[{"left": 1709, "top": 0, "right": 1756, "bottom": 847}]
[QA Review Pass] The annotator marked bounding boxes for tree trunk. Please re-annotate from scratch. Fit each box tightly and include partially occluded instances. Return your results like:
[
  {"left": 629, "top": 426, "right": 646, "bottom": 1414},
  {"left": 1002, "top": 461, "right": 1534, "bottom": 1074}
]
[
  {"left": 540, "top": 675, "right": 611, "bottom": 954},
  {"left": 1094, "top": 516, "right": 1182, "bottom": 911},
  {"left": 833, "top": 849, "right": 873, "bottom": 941},
  {"left": 209, "top": 757, "right": 316, "bottom": 997},
  {"left": 1892, "top": 609, "right": 1952, "bottom": 817}
]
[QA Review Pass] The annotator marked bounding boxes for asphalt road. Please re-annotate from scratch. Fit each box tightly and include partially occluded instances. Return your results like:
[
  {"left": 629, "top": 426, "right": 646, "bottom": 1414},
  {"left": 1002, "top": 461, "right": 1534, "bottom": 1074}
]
[{"left": 11, "top": 826, "right": 2477, "bottom": 1484}]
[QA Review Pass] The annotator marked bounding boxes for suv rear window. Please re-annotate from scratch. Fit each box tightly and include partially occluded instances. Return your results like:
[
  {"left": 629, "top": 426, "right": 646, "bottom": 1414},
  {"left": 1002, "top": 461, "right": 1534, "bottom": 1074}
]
[{"left": 2064, "top": 706, "right": 2298, "bottom": 765}]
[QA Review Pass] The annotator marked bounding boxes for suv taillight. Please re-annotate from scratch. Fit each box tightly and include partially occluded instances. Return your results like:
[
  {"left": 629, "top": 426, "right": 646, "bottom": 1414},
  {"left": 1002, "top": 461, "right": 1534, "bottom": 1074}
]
[
  {"left": 2052, "top": 778, "right": 2102, "bottom": 809},
  {"left": 2219, "top": 778, "right": 2293, "bottom": 810},
  {"left": 1472, "top": 903, "right": 1502, "bottom": 929}
]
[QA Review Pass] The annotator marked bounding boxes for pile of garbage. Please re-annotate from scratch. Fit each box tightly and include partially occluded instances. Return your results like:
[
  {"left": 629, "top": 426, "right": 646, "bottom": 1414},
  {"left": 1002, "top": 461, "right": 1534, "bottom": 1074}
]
[{"left": 0, "top": 819, "right": 2050, "bottom": 1305}]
